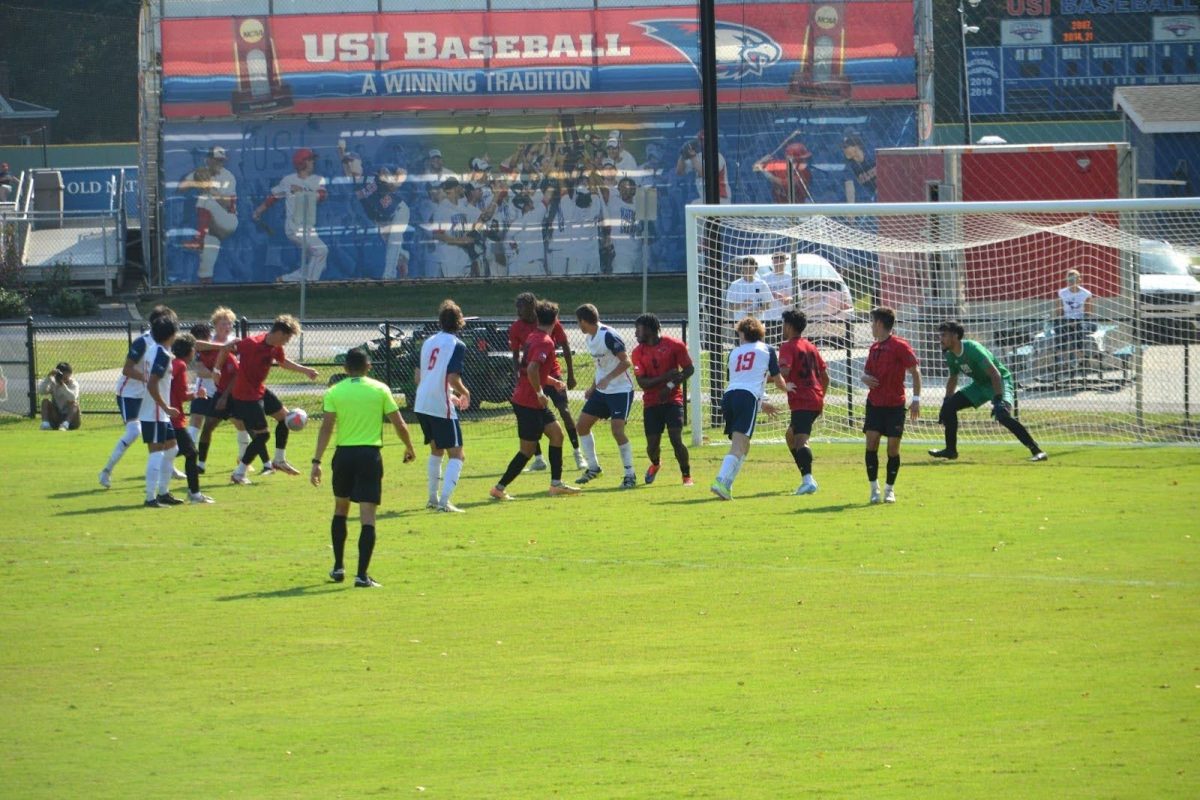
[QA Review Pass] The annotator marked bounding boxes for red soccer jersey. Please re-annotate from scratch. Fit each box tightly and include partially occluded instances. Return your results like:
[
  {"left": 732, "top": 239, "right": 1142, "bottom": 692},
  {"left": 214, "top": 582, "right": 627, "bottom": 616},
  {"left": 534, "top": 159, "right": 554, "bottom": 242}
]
[
  {"left": 865, "top": 334, "right": 917, "bottom": 407},
  {"left": 508, "top": 317, "right": 568, "bottom": 352},
  {"left": 778, "top": 337, "right": 827, "bottom": 412},
  {"left": 169, "top": 358, "right": 191, "bottom": 428},
  {"left": 511, "top": 329, "right": 561, "bottom": 409},
  {"left": 631, "top": 335, "right": 692, "bottom": 407},
  {"left": 215, "top": 353, "right": 239, "bottom": 393},
  {"left": 231, "top": 333, "right": 285, "bottom": 401}
]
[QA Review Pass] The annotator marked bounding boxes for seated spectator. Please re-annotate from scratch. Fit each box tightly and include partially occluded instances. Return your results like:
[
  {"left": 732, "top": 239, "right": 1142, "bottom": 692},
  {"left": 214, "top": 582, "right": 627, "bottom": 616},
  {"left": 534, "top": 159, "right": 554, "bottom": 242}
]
[{"left": 39, "top": 362, "right": 81, "bottom": 430}]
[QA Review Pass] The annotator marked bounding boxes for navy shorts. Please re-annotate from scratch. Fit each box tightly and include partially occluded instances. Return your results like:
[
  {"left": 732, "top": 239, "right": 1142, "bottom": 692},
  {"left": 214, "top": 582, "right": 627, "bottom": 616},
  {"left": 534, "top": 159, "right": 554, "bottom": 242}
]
[
  {"left": 331, "top": 446, "right": 384, "bottom": 505},
  {"left": 141, "top": 420, "right": 176, "bottom": 444},
  {"left": 581, "top": 389, "right": 634, "bottom": 421},
  {"left": 190, "top": 394, "right": 214, "bottom": 417},
  {"left": 789, "top": 409, "right": 822, "bottom": 436},
  {"left": 721, "top": 389, "right": 760, "bottom": 439},
  {"left": 643, "top": 403, "right": 684, "bottom": 437},
  {"left": 512, "top": 402, "right": 555, "bottom": 441},
  {"left": 863, "top": 403, "right": 906, "bottom": 438},
  {"left": 417, "top": 413, "right": 463, "bottom": 450},
  {"left": 117, "top": 396, "right": 142, "bottom": 422}
]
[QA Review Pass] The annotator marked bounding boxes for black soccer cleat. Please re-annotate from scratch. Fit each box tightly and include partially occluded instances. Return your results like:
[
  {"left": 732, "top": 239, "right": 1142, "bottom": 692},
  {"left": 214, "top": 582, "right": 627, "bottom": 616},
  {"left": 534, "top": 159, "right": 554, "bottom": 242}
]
[
  {"left": 927, "top": 449, "right": 958, "bottom": 460},
  {"left": 575, "top": 468, "right": 603, "bottom": 485},
  {"left": 354, "top": 575, "right": 382, "bottom": 588},
  {"left": 156, "top": 493, "right": 185, "bottom": 506},
  {"left": 143, "top": 498, "right": 165, "bottom": 509},
  {"left": 329, "top": 568, "right": 345, "bottom": 583}
]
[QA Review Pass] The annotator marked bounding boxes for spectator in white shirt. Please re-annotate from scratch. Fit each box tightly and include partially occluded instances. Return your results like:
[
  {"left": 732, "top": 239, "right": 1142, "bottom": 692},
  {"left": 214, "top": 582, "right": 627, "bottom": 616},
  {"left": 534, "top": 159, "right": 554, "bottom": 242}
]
[
  {"left": 724, "top": 256, "right": 774, "bottom": 322},
  {"left": 39, "top": 362, "right": 81, "bottom": 430}
]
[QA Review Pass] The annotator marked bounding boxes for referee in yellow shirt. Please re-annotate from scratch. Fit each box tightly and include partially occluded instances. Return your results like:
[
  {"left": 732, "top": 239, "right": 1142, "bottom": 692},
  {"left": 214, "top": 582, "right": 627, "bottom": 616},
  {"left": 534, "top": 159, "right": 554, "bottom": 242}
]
[{"left": 310, "top": 348, "right": 415, "bottom": 588}]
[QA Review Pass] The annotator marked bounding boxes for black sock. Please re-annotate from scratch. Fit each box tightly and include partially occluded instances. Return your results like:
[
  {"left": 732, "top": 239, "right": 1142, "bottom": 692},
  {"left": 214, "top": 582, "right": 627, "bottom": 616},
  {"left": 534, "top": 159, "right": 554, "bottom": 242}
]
[
  {"left": 940, "top": 400, "right": 960, "bottom": 453},
  {"left": 886, "top": 455, "right": 900, "bottom": 485},
  {"left": 357, "top": 524, "right": 376, "bottom": 579},
  {"left": 548, "top": 445, "right": 563, "bottom": 482},
  {"left": 185, "top": 453, "right": 200, "bottom": 494},
  {"left": 998, "top": 414, "right": 1040, "bottom": 452},
  {"left": 797, "top": 446, "right": 813, "bottom": 476},
  {"left": 499, "top": 452, "right": 531, "bottom": 486},
  {"left": 564, "top": 425, "right": 580, "bottom": 450},
  {"left": 865, "top": 450, "right": 879, "bottom": 482},
  {"left": 534, "top": 442, "right": 542, "bottom": 457},
  {"left": 198, "top": 436, "right": 211, "bottom": 463},
  {"left": 331, "top": 515, "right": 348, "bottom": 569},
  {"left": 669, "top": 434, "right": 690, "bottom": 478},
  {"left": 275, "top": 420, "right": 289, "bottom": 451},
  {"left": 243, "top": 431, "right": 270, "bottom": 466}
]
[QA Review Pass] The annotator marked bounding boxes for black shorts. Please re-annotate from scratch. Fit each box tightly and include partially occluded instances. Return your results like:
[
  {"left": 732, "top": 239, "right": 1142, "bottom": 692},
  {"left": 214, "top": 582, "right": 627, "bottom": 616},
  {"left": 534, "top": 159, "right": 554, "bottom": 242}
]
[
  {"left": 863, "top": 403, "right": 906, "bottom": 438},
  {"left": 190, "top": 394, "right": 215, "bottom": 417},
  {"left": 331, "top": 446, "right": 384, "bottom": 505},
  {"left": 543, "top": 385, "right": 570, "bottom": 410},
  {"left": 789, "top": 409, "right": 822, "bottom": 436},
  {"left": 643, "top": 403, "right": 684, "bottom": 437},
  {"left": 230, "top": 389, "right": 283, "bottom": 431},
  {"left": 512, "top": 402, "right": 555, "bottom": 442}
]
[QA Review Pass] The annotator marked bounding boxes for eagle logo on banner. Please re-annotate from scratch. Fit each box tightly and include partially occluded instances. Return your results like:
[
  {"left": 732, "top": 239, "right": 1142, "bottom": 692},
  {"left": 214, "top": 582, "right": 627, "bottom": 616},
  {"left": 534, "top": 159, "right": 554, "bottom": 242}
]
[{"left": 634, "top": 19, "right": 782, "bottom": 81}]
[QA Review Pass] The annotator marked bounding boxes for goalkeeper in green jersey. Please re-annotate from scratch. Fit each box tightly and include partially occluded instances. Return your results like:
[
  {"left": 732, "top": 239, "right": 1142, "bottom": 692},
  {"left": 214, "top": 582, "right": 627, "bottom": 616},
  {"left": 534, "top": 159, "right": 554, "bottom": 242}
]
[{"left": 929, "top": 321, "right": 1048, "bottom": 463}]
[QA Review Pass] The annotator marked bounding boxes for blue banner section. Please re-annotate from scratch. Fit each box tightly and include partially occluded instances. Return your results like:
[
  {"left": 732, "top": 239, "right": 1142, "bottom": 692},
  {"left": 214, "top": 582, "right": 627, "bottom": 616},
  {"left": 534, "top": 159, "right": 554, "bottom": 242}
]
[
  {"left": 162, "top": 107, "right": 914, "bottom": 285},
  {"left": 60, "top": 167, "right": 139, "bottom": 217}
]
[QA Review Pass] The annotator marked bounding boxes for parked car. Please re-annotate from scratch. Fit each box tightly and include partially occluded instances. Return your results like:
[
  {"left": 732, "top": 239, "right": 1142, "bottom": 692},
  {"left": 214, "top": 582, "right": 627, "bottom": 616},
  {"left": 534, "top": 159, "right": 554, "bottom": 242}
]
[
  {"left": 333, "top": 320, "right": 515, "bottom": 410},
  {"left": 1139, "top": 239, "right": 1200, "bottom": 343},
  {"left": 752, "top": 253, "right": 854, "bottom": 345}
]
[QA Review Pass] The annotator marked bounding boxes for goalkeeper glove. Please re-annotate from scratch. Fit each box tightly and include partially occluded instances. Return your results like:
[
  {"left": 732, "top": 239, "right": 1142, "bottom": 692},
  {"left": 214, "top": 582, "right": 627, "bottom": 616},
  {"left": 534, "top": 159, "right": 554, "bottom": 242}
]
[{"left": 990, "top": 395, "right": 1009, "bottom": 418}]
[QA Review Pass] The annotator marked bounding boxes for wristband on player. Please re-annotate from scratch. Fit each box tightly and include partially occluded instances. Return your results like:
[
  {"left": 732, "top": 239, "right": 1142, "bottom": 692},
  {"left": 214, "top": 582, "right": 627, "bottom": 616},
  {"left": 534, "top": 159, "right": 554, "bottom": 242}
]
[
  {"left": 910, "top": 396, "right": 920, "bottom": 403},
  {"left": 311, "top": 458, "right": 321, "bottom": 464},
  {"left": 666, "top": 381, "right": 676, "bottom": 390}
]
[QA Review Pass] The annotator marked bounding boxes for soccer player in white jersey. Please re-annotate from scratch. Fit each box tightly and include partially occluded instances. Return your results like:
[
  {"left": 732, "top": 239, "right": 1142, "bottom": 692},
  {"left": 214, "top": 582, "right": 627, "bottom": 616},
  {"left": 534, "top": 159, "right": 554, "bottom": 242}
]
[
  {"left": 253, "top": 148, "right": 329, "bottom": 283},
  {"left": 547, "top": 182, "right": 602, "bottom": 276},
  {"left": 573, "top": 304, "right": 638, "bottom": 489},
  {"left": 100, "top": 305, "right": 177, "bottom": 489},
  {"left": 138, "top": 315, "right": 183, "bottom": 508},
  {"left": 711, "top": 316, "right": 789, "bottom": 501},
  {"left": 414, "top": 300, "right": 472, "bottom": 513}
]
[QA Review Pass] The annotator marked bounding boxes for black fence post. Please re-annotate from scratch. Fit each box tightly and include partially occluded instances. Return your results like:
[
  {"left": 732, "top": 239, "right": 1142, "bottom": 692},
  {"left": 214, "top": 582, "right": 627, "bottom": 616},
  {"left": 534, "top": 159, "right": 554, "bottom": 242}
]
[
  {"left": 383, "top": 320, "right": 395, "bottom": 391},
  {"left": 25, "top": 316, "right": 35, "bottom": 418},
  {"left": 239, "top": 316, "right": 249, "bottom": 339}
]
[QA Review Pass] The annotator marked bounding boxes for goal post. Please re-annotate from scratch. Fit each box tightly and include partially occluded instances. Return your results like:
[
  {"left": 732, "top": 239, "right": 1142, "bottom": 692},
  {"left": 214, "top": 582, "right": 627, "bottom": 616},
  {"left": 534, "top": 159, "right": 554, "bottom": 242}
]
[{"left": 686, "top": 197, "right": 1200, "bottom": 447}]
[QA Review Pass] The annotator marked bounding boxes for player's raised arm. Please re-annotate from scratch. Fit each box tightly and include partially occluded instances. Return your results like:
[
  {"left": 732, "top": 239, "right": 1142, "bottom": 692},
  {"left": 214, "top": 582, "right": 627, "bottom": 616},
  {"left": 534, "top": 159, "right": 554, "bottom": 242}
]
[{"left": 279, "top": 356, "right": 319, "bottom": 381}]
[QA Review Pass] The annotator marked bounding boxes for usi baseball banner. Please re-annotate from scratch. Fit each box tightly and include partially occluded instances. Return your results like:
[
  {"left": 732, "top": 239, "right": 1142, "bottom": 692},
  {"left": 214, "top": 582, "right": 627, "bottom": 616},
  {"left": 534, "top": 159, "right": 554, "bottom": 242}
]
[{"left": 160, "top": 3, "right": 916, "bottom": 117}]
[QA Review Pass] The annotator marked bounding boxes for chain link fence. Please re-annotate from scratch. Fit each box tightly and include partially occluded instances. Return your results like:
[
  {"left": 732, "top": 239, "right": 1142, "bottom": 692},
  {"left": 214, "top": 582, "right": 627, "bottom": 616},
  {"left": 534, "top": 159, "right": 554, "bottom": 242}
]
[{"left": 2, "top": 316, "right": 689, "bottom": 440}]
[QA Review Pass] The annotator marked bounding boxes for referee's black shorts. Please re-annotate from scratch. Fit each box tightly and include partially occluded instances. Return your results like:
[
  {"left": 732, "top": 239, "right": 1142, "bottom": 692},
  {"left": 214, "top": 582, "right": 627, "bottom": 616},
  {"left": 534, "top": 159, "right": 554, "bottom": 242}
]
[{"left": 331, "top": 446, "right": 384, "bottom": 505}]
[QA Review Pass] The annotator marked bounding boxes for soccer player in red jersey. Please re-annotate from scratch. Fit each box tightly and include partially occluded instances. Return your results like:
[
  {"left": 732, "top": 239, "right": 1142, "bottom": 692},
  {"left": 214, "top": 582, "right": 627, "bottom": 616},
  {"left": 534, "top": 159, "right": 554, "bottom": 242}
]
[
  {"left": 491, "top": 300, "right": 582, "bottom": 499},
  {"left": 169, "top": 334, "right": 215, "bottom": 504},
  {"left": 631, "top": 313, "right": 695, "bottom": 486},
  {"left": 224, "top": 314, "right": 318, "bottom": 484},
  {"left": 861, "top": 307, "right": 921, "bottom": 504},
  {"left": 508, "top": 292, "right": 584, "bottom": 471},
  {"left": 778, "top": 310, "right": 829, "bottom": 495}
]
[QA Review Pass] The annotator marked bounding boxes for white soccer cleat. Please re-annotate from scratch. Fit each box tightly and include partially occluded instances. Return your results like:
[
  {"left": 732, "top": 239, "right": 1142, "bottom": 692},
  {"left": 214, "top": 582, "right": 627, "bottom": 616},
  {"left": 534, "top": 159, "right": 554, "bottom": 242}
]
[
  {"left": 438, "top": 502, "right": 466, "bottom": 513},
  {"left": 1029, "top": 451, "right": 1048, "bottom": 462},
  {"left": 526, "top": 457, "right": 547, "bottom": 472},
  {"left": 869, "top": 487, "right": 882, "bottom": 504},
  {"left": 883, "top": 487, "right": 896, "bottom": 504},
  {"left": 98, "top": 469, "right": 112, "bottom": 489},
  {"left": 794, "top": 480, "right": 818, "bottom": 496},
  {"left": 426, "top": 499, "right": 439, "bottom": 510},
  {"left": 188, "top": 492, "right": 215, "bottom": 504},
  {"left": 172, "top": 467, "right": 186, "bottom": 480}
]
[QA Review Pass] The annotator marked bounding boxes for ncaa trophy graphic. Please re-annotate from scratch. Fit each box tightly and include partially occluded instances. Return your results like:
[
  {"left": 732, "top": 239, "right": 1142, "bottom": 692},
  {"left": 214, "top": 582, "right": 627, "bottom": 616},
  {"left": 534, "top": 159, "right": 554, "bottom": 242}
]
[
  {"left": 789, "top": 3, "right": 852, "bottom": 100},
  {"left": 230, "top": 17, "right": 293, "bottom": 115}
]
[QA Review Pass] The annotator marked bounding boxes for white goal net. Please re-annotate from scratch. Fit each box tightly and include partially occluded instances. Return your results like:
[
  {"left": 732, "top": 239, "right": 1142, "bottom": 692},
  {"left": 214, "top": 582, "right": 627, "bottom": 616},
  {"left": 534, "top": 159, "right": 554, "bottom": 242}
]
[{"left": 686, "top": 198, "right": 1200, "bottom": 446}]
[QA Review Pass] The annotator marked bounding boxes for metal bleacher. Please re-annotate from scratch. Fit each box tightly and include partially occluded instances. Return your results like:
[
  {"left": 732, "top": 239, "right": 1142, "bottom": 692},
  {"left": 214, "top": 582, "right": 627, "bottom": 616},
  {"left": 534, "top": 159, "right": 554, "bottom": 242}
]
[{"left": 1, "top": 167, "right": 128, "bottom": 296}]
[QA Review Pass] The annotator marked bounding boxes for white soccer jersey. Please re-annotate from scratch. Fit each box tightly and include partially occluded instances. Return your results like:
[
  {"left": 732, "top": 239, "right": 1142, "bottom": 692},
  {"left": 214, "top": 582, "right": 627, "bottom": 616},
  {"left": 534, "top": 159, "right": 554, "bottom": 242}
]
[
  {"left": 585, "top": 323, "right": 633, "bottom": 393},
  {"left": 1058, "top": 286, "right": 1092, "bottom": 320},
  {"left": 506, "top": 203, "right": 548, "bottom": 276},
  {"left": 269, "top": 172, "right": 326, "bottom": 232},
  {"left": 115, "top": 331, "right": 153, "bottom": 398},
  {"left": 725, "top": 341, "right": 779, "bottom": 399},
  {"left": 137, "top": 341, "right": 174, "bottom": 423},
  {"left": 414, "top": 332, "right": 467, "bottom": 420},
  {"left": 549, "top": 194, "right": 602, "bottom": 260}
]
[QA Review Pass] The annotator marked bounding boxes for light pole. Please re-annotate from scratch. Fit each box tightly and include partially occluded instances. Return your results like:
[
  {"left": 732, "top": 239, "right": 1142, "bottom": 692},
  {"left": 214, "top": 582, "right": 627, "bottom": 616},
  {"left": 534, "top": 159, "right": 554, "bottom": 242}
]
[{"left": 959, "top": 0, "right": 981, "bottom": 145}]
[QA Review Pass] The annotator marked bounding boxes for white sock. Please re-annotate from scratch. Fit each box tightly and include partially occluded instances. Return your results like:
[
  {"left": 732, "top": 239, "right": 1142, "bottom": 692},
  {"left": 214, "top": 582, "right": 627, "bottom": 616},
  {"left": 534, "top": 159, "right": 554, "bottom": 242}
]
[
  {"left": 145, "top": 451, "right": 163, "bottom": 501},
  {"left": 186, "top": 425, "right": 200, "bottom": 444},
  {"left": 158, "top": 445, "right": 179, "bottom": 494},
  {"left": 427, "top": 454, "right": 442, "bottom": 503},
  {"left": 730, "top": 454, "right": 746, "bottom": 482},
  {"left": 885, "top": 483, "right": 894, "bottom": 492},
  {"left": 233, "top": 460, "right": 247, "bottom": 477},
  {"left": 618, "top": 441, "right": 634, "bottom": 475},
  {"left": 580, "top": 433, "right": 600, "bottom": 471},
  {"left": 237, "top": 429, "right": 251, "bottom": 461},
  {"left": 274, "top": 448, "right": 286, "bottom": 464},
  {"left": 106, "top": 421, "right": 141, "bottom": 472},
  {"left": 870, "top": 479, "right": 880, "bottom": 491},
  {"left": 717, "top": 454, "right": 740, "bottom": 485},
  {"left": 440, "top": 458, "right": 463, "bottom": 506}
]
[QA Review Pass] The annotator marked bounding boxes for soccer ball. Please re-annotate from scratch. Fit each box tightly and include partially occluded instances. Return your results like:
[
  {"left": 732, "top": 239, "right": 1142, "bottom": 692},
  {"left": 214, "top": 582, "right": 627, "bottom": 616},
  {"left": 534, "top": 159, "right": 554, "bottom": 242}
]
[{"left": 284, "top": 408, "right": 308, "bottom": 431}]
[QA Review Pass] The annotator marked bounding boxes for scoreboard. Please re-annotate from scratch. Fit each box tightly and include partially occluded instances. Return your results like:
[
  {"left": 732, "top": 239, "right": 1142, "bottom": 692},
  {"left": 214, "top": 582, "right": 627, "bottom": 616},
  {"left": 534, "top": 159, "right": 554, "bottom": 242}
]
[{"left": 966, "top": 7, "right": 1200, "bottom": 115}]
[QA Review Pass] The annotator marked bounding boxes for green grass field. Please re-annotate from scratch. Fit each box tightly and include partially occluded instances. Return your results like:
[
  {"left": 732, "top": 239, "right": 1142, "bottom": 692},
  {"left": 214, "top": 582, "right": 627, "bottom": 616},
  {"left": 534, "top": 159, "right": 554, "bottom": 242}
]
[{"left": 1, "top": 415, "right": 1198, "bottom": 798}]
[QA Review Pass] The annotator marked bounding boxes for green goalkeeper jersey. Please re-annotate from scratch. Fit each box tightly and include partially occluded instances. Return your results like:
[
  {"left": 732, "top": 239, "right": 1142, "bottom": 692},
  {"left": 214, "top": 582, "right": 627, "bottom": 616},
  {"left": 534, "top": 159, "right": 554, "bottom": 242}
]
[{"left": 945, "top": 339, "right": 1012, "bottom": 388}]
